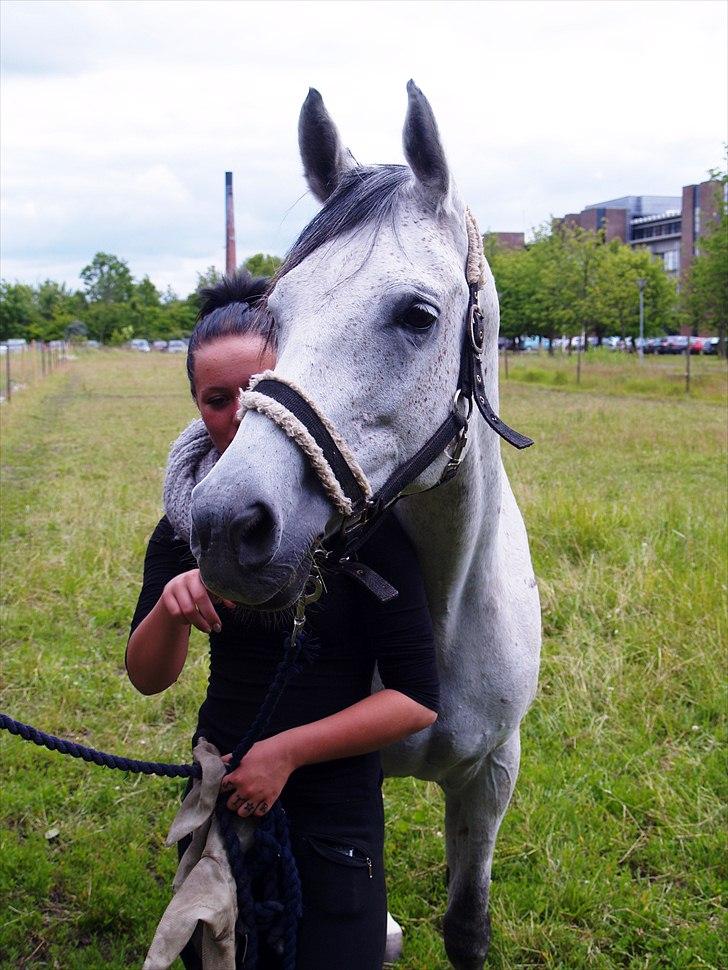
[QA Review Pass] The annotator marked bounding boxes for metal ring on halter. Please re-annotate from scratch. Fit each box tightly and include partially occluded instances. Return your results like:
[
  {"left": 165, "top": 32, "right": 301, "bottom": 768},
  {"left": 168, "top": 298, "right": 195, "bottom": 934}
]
[{"left": 453, "top": 389, "right": 473, "bottom": 422}]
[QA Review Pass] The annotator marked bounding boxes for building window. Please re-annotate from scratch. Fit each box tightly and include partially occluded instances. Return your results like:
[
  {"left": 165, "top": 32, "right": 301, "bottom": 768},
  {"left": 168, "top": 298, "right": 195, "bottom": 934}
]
[
  {"left": 694, "top": 205, "right": 701, "bottom": 236},
  {"left": 663, "top": 249, "right": 679, "bottom": 272}
]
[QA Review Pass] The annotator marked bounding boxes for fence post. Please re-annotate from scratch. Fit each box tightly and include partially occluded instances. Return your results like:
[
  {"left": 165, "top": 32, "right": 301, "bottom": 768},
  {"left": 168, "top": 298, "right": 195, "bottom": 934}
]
[{"left": 685, "top": 342, "right": 691, "bottom": 394}]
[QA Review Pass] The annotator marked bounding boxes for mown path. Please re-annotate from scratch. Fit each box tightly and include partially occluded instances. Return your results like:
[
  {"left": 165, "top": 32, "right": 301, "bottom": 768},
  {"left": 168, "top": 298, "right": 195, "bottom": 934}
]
[{"left": 1, "top": 351, "right": 725, "bottom": 968}]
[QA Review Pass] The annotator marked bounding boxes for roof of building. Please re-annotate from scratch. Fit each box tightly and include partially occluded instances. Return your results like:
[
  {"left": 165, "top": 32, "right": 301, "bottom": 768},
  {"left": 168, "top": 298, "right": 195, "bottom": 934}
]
[{"left": 585, "top": 195, "right": 681, "bottom": 217}]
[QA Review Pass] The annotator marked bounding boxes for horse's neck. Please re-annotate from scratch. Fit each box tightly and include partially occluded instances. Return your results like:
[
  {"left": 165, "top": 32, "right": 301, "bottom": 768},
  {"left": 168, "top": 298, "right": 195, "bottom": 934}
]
[{"left": 396, "top": 340, "right": 503, "bottom": 637}]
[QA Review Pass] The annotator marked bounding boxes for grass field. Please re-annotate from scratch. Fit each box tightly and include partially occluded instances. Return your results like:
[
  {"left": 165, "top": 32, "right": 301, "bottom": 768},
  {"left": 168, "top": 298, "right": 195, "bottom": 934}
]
[
  {"left": 499, "top": 347, "right": 726, "bottom": 405},
  {"left": 1, "top": 350, "right": 726, "bottom": 969}
]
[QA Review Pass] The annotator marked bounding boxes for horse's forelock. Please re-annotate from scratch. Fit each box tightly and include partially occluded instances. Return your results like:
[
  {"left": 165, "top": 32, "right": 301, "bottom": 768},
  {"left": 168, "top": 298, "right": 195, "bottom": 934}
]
[{"left": 277, "top": 165, "right": 411, "bottom": 282}]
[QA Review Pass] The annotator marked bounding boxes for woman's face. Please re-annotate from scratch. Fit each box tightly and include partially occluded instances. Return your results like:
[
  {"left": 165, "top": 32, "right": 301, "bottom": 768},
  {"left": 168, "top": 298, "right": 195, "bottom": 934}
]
[{"left": 194, "top": 334, "right": 276, "bottom": 453}]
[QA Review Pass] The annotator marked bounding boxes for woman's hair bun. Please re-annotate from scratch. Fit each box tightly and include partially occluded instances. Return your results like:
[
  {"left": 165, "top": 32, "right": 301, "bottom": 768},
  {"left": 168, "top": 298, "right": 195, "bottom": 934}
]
[{"left": 197, "top": 269, "right": 268, "bottom": 319}]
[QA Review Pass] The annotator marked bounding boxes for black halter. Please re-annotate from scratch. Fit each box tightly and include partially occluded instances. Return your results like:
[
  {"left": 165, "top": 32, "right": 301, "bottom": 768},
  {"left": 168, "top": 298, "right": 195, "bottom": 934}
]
[{"left": 248, "top": 281, "right": 533, "bottom": 600}]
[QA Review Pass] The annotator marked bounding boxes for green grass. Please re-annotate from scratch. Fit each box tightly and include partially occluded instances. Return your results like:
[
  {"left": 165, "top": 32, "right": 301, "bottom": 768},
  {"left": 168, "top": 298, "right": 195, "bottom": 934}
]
[
  {"left": 1, "top": 351, "right": 726, "bottom": 968},
  {"left": 500, "top": 348, "right": 727, "bottom": 405}
]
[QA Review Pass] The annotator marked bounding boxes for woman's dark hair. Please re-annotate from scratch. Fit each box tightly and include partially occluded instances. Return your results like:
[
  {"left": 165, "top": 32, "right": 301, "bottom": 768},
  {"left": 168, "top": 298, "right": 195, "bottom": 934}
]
[{"left": 187, "top": 269, "right": 274, "bottom": 397}]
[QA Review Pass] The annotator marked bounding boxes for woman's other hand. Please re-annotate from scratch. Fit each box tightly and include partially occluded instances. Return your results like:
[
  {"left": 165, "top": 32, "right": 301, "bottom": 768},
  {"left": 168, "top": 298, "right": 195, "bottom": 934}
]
[
  {"left": 220, "top": 738, "right": 295, "bottom": 817},
  {"left": 160, "top": 569, "right": 234, "bottom": 635}
]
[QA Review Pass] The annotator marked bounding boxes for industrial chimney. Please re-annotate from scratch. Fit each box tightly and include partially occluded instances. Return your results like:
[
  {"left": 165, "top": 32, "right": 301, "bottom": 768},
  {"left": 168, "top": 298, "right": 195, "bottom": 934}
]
[{"left": 225, "top": 171, "right": 236, "bottom": 276}]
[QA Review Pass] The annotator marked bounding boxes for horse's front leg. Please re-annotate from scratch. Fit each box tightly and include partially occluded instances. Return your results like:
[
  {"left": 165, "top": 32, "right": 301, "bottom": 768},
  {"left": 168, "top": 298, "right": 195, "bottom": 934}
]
[{"left": 442, "top": 730, "right": 521, "bottom": 970}]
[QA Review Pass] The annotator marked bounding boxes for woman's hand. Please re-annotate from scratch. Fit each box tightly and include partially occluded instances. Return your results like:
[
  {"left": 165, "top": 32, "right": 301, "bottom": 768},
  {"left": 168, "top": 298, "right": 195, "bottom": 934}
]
[
  {"left": 160, "top": 569, "right": 234, "bottom": 635},
  {"left": 220, "top": 737, "right": 295, "bottom": 818}
]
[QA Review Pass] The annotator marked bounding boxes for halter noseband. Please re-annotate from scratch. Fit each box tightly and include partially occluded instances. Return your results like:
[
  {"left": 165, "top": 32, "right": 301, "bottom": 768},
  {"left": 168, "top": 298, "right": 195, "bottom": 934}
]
[{"left": 236, "top": 208, "right": 533, "bottom": 597}]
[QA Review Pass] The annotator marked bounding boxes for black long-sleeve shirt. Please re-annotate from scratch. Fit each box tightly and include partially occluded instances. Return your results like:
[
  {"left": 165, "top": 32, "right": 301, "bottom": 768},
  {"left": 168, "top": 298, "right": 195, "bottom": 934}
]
[{"left": 129, "top": 513, "right": 438, "bottom": 804}]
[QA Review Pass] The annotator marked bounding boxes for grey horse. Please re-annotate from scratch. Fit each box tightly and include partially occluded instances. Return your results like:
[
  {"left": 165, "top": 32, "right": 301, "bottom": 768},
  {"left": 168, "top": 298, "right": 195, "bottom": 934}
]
[{"left": 191, "top": 82, "right": 541, "bottom": 969}]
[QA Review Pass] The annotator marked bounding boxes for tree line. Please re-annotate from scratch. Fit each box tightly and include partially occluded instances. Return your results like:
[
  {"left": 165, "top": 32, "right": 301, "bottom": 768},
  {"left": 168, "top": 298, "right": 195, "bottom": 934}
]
[
  {"left": 1, "top": 175, "right": 724, "bottom": 352},
  {"left": 489, "top": 169, "right": 726, "bottom": 354},
  {"left": 0, "top": 252, "right": 281, "bottom": 345}
]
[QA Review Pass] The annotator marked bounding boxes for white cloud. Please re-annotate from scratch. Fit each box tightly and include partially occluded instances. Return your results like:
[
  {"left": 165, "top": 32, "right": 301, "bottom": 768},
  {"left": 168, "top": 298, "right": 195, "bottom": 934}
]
[{"left": 1, "top": 0, "right": 725, "bottom": 294}]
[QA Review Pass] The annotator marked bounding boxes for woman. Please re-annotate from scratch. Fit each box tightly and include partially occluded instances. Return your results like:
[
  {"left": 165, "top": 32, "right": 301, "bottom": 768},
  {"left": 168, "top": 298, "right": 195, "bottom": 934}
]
[{"left": 126, "top": 271, "right": 439, "bottom": 969}]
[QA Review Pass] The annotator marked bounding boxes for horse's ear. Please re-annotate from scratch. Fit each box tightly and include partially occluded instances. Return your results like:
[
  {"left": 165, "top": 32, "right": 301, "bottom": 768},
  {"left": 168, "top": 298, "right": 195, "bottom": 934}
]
[
  {"left": 298, "top": 88, "right": 356, "bottom": 203},
  {"left": 402, "top": 80, "right": 450, "bottom": 207}
]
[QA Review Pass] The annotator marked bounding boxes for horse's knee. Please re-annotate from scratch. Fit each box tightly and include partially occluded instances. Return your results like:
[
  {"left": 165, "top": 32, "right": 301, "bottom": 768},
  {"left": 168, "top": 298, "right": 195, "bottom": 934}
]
[{"left": 443, "top": 894, "right": 491, "bottom": 970}]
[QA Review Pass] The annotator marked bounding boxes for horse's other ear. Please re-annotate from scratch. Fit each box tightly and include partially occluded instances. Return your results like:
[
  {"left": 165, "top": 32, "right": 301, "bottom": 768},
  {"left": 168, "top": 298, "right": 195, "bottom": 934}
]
[
  {"left": 298, "top": 88, "right": 356, "bottom": 203},
  {"left": 403, "top": 79, "right": 450, "bottom": 207}
]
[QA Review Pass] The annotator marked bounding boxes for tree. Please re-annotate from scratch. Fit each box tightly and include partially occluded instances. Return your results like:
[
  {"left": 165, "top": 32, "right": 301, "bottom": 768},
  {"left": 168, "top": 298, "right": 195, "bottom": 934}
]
[
  {"left": 134, "top": 275, "right": 161, "bottom": 308},
  {"left": 195, "top": 266, "right": 223, "bottom": 292},
  {"left": 244, "top": 253, "right": 282, "bottom": 277},
  {"left": 36, "top": 280, "right": 71, "bottom": 320},
  {"left": 489, "top": 222, "right": 678, "bottom": 352},
  {"left": 80, "top": 252, "right": 134, "bottom": 304},
  {"left": 0, "top": 281, "right": 38, "bottom": 339},
  {"left": 157, "top": 298, "right": 198, "bottom": 338},
  {"left": 682, "top": 170, "right": 728, "bottom": 355},
  {"left": 590, "top": 243, "right": 677, "bottom": 342},
  {"left": 83, "top": 301, "right": 136, "bottom": 344},
  {"left": 488, "top": 242, "right": 537, "bottom": 344}
]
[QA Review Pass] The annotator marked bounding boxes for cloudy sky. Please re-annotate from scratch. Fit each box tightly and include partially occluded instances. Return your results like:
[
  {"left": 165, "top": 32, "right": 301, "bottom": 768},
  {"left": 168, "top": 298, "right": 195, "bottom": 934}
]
[{"left": 1, "top": 0, "right": 725, "bottom": 296}]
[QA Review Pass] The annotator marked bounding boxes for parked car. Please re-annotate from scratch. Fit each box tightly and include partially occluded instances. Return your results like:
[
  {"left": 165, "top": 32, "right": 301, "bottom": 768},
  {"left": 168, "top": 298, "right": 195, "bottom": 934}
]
[
  {"left": 152, "top": 340, "right": 168, "bottom": 351},
  {"left": 166, "top": 339, "right": 187, "bottom": 354},
  {"left": 86, "top": 340, "right": 100, "bottom": 349},
  {"left": 519, "top": 335, "right": 541, "bottom": 352},
  {"left": 642, "top": 337, "right": 661, "bottom": 354},
  {"left": 130, "top": 338, "right": 151, "bottom": 352},
  {"left": 702, "top": 337, "right": 720, "bottom": 355},
  {"left": 6, "top": 338, "right": 28, "bottom": 352},
  {"left": 658, "top": 335, "right": 688, "bottom": 354}
]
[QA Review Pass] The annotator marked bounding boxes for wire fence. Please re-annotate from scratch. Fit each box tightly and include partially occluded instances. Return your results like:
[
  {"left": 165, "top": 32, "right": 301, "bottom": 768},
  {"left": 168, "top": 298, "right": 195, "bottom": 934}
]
[{"left": 0, "top": 341, "right": 72, "bottom": 404}]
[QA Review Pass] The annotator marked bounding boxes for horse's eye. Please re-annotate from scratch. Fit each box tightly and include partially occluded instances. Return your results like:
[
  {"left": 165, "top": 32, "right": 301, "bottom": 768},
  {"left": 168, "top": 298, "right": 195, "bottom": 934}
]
[{"left": 399, "top": 302, "right": 438, "bottom": 331}]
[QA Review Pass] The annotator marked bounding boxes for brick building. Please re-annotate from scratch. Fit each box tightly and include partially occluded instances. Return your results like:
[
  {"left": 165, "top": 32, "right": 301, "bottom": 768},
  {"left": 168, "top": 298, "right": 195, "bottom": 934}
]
[
  {"left": 491, "top": 232, "right": 525, "bottom": 250},
  {"left": 562, "top": 180, "right": 722, "bottom": 280},
  {"left": 680, "top": 180, "right": 723, "bottom": 276}
]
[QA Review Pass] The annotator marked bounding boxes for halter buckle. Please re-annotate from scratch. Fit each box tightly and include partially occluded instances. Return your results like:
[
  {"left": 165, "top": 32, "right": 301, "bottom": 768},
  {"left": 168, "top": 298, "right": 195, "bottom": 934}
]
[{"left": 468, "top": 299, "right": 485, "bottom": 356}]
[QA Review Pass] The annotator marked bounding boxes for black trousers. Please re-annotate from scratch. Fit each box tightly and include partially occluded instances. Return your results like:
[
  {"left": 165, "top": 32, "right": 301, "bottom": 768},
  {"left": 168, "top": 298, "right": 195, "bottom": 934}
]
[{"left": 179, "top": 785, "right": 387, "bottom": 970}]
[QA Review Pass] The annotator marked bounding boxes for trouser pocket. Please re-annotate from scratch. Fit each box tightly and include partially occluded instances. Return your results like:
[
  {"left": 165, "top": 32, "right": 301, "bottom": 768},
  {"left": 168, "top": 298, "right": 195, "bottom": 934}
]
[{"left": 297, "top": 832, "right": 377, "bottom": 916}]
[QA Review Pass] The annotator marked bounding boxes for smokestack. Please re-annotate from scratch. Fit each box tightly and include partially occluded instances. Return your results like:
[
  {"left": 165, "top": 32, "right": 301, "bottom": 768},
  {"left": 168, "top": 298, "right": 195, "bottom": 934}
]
[{"left": 225, "top": 171, "right": 236, "bottom": 276}]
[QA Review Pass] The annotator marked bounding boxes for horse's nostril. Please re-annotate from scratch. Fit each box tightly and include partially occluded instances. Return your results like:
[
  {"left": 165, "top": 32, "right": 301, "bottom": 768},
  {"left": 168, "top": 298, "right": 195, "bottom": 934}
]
[{"left": 230, "top": 502, "right": 279, "bottom": 569}]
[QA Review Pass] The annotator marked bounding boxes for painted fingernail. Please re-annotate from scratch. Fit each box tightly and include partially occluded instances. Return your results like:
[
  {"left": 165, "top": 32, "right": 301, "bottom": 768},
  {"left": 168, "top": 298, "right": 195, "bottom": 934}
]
[{"left": 213, "top": 623, "right": 222, "bottom": 633}]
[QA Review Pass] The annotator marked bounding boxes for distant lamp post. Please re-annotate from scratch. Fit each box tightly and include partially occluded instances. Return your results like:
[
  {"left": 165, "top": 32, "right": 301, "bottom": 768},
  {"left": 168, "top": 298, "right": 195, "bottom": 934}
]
[{"left": 637, "top": 278, "right": 646, "bottom": 360}]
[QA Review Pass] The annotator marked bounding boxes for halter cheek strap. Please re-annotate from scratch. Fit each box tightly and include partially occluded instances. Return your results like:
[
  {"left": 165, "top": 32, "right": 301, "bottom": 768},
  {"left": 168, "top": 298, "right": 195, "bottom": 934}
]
[{"left": 238, "top": 371, "right": 373, "bottom": 517}]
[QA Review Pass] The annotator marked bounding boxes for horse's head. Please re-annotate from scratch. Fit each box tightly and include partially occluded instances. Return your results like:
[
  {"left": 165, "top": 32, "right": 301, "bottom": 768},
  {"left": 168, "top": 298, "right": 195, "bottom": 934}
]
[{"left": 191, "top": 81, "right": 499, "bottom": 607}]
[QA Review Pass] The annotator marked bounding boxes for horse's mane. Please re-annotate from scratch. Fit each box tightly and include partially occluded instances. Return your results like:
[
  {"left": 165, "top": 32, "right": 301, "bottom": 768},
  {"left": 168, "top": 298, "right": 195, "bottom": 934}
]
[{"left": 278, "top": 165, "right": 411, "bottom": 280}]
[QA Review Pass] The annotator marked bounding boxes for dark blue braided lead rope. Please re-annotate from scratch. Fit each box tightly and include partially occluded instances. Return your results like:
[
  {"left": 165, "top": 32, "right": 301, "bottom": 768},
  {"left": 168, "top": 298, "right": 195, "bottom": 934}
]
[
  {"left": 0, "top": 713, "right": 201, "bottom": 778},
  {"left": 216, "top": 629, "right": 311, "bottom": 969},
  {"left": 0, "top": 628, "right": 315, "bottom": 968}
]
